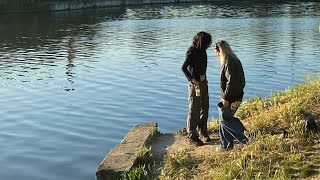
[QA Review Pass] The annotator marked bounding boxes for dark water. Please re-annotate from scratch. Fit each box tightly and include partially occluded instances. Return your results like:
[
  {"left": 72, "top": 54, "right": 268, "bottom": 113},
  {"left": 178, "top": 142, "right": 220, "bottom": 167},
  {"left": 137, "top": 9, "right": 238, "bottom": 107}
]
[{"left": 0, "top": 1, "right": 319, "bottom": 180}]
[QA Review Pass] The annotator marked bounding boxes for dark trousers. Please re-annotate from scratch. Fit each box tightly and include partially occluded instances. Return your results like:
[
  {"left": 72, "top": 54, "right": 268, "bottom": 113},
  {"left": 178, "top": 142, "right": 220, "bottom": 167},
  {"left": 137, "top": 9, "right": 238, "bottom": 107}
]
[
  {"left": 218, "top": 100, "right": 248, "bottom": 148},
  {"left": 187, "top": 80, "right": 209, "bottom": 138}
]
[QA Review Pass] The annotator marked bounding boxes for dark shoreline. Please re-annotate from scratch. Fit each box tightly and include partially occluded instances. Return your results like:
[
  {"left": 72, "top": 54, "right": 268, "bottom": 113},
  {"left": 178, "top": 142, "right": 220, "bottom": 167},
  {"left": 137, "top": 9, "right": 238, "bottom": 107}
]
[
  {"left": 0, "top": 0, "right": 316, "bottom": 13},
  {"left": 1, "top": 0, "right": 215, "bottom": 13}
]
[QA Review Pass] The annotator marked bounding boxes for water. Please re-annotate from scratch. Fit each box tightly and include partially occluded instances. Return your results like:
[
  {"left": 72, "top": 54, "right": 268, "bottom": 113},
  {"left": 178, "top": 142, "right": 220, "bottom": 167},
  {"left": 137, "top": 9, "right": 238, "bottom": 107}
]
[{"left": 0, "top": 1, "right": 320, "bottom": 180}]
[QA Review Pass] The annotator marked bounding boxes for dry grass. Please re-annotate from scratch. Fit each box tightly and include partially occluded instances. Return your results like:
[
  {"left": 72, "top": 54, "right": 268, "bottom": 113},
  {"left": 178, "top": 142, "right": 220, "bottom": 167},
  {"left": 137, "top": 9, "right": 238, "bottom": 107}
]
[{"left": 159, "top": 74, "right": 320, "bottom": 180}]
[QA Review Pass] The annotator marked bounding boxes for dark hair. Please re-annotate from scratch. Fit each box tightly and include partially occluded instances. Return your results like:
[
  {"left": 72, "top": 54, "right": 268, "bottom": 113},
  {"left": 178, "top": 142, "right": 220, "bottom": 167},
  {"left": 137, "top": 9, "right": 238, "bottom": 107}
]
[{"left": 192, "top": 31, "right": 212, "bottom": 50}]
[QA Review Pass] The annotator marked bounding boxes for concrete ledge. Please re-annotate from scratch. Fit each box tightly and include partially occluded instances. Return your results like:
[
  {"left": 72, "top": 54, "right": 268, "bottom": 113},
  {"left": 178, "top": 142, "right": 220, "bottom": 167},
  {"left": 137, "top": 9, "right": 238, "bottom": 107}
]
[
  {"left": 0, "top": 0, "right": 219, "bottom": 13},
  {"left": 96, "top": 123, "right": 158, "bottom": 180}
]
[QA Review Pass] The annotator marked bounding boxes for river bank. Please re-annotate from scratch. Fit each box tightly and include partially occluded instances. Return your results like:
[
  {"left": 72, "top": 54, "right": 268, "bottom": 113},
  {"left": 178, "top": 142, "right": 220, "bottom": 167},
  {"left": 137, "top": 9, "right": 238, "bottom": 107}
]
[
  {"left": 116, "top": 74, "right": 320, "bottom": 179},
  {"left": 157, "top": 75, "right": 320, "bottom": 179}
]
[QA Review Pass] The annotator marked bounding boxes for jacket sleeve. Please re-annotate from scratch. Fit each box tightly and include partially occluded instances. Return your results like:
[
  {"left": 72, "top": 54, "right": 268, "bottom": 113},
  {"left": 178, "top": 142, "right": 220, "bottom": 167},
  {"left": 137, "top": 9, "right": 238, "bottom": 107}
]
[
  {"left": 181, "top": 49, "right": 193, "bottom": 81},
  {"left": 222, "top": 61, "right": 236, "bottom": 101}
]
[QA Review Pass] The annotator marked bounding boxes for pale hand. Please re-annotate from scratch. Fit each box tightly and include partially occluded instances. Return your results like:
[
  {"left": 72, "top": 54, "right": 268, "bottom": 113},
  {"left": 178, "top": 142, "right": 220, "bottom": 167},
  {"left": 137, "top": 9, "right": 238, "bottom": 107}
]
[
  {"left": 191, "top": 79, "right": 199, "bottom": 86},
  {"left": 222, "top": 99, "right": 230, "bottom": 107}
]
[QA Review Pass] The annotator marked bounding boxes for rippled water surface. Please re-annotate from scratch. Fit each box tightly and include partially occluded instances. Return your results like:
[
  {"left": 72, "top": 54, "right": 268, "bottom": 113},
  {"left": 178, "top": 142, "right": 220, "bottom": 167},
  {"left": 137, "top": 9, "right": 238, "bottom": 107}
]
[{"left": 0, "top": 1, "right": 320, "bottom": 180}]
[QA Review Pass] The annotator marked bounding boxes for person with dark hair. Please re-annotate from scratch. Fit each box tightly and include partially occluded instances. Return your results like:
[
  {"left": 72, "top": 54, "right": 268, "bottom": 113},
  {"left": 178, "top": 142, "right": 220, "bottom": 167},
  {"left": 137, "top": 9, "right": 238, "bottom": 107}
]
[
  {"left": 182, "top": 31, "right": 212, "bottom": 146},
  {"left": 213, "top": 40, "right": 248, "bottom": 151}
]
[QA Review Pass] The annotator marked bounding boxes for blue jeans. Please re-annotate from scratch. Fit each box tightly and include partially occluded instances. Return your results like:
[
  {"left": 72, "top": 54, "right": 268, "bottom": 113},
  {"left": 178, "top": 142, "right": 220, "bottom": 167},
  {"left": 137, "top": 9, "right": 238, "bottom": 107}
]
[{"left": 218, "top": 101, "right": 248, "bottom": 148}]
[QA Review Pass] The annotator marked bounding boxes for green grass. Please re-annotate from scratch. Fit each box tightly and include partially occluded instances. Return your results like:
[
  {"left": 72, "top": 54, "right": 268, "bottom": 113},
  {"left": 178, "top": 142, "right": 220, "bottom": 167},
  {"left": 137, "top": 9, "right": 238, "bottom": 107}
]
[{"left": 120, "top": 165, "right": 148, "bottom": 180}]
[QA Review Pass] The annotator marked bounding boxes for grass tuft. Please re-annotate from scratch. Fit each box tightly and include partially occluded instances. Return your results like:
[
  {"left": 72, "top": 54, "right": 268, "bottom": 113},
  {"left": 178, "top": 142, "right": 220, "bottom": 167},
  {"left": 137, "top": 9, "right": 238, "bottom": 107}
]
[
  {"left": 136, "top": 147, "right": 153, "bottom": 166},
  {"left": 160, "top": 150, "right": 199, "bottom": 179},
  {"left": 120, "top": 165, "right": 148, "bottom": 180}
]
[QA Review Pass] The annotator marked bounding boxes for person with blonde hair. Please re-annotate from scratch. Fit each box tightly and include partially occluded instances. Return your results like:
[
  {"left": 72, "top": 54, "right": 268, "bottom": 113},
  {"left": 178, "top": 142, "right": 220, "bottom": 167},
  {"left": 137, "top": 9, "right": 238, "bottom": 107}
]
[
  {"left": 182, "top": 31, "right": 212, "bottom": 146},
  {"left": 213, "top": 40, "right": 247, "bottom": 151}
]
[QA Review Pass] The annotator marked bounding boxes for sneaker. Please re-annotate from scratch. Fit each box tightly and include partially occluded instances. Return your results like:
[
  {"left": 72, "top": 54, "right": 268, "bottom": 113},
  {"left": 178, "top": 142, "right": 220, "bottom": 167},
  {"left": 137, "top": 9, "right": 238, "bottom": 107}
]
[
  {"left": 203, "top": 136, "right": 211, "bottom": 142},
  {"left": 216, "top": 146, "right": 228, "bottom": 152},
  {"left": 188, "top": 136, "right": 204, "bottom": 146},
  {"left": 200, "top": 133, "right": 211, "bottom": 142}
]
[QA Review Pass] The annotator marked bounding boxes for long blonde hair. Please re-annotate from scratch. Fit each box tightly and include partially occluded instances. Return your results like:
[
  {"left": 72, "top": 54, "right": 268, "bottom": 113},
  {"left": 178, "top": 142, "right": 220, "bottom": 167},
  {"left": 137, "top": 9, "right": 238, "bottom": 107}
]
[{"left": 214, "top": 40, "right": 238, "bottom": 63}]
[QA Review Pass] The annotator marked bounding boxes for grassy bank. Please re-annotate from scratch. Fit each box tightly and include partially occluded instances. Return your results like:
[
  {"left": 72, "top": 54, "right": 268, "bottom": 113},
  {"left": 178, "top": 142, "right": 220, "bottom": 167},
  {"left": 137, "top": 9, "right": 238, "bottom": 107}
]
[{"left": 159, "top": 74, "right": 320, "bottom": 179}]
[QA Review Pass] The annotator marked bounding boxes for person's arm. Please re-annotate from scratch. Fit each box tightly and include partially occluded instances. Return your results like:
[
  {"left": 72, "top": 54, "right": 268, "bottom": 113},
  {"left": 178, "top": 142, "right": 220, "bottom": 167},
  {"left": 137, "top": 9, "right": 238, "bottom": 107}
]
[
  {"left": 181, "top": 49, "right": 193, "bottom": 82},
  {"left": 222, "top": 61, "right": 236, "bottom": 105}
]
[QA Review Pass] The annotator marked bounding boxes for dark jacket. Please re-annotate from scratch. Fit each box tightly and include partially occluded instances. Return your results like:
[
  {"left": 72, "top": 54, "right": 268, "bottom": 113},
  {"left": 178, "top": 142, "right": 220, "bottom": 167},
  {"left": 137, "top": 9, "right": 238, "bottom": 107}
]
[
  {"left": 220, "top": 55, "right": 245, "bottom": 103},
  {"left": 181, "top": 45, "right": 207, "bottom": 82}
]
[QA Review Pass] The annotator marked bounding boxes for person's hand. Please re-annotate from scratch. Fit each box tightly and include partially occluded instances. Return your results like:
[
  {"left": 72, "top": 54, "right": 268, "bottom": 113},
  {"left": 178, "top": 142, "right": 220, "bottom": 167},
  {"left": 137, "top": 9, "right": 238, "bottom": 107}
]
[
  {"left": 191, "top": 79, "right": 199, "bottom": 86},
  {"left": 221, "top": 99, "right": 230, "bottom": 107}
]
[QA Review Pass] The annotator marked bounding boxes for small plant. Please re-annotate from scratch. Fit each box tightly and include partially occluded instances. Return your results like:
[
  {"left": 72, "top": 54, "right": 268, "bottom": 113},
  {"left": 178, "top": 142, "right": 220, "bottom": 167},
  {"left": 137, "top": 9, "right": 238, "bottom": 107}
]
[
  {"left": 276, "top": 102, "right": 304, "bottom": 125},
  {"left": 149, "top": 127, "right": 160, "bottom": 141},
  {"left": 136, "top": 147, "right": 153, "bottom": 165},
  {"left": 120, "top": 165, "right": 148, "bottom": 180},
  {"left": 236, "top": 95, "right": 268, "bottom": 119}
]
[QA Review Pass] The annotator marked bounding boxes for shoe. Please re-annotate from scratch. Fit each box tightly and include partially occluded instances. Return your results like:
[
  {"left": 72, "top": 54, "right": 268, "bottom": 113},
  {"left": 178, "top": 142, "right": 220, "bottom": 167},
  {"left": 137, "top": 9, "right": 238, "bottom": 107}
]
[
  {"left": 200, "top": 133, "right": 211, "bottom": 142},
  {"left": 203, "top": 136, "right": 211, "bottom": 142},
  {"left": 216, "top": 146, "right": 228, "bottom": 152},
  {"left": 188, "top": 136, "right": 204, "bottom": 146}
]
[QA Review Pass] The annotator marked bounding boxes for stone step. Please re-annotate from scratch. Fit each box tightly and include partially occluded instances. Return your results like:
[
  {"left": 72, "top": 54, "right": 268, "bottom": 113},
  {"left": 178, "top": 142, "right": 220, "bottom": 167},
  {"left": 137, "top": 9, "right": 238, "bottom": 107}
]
[{"left": 96, "top": 123, "right": 158, "bottom": 180}]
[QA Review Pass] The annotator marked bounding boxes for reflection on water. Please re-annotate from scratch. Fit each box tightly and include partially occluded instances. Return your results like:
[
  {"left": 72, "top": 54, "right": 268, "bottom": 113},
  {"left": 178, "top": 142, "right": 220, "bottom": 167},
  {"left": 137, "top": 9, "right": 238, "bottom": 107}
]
[{"left": 0, "top": 2, "right": 320, "bottom": 180}]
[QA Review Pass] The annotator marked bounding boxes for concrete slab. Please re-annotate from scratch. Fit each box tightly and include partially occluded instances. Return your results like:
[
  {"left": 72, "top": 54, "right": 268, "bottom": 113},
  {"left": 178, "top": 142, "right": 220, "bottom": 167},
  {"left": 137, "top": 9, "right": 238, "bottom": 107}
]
[{"left": 96, "top": 123, "right": 158, "bottom": 180}]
